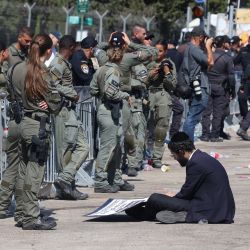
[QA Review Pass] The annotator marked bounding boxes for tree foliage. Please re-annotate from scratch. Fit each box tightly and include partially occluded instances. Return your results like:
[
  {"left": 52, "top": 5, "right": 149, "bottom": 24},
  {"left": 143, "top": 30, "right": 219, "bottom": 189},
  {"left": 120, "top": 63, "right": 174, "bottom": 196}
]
[{"left": 0, "top": 0, "right": 229, "bottom": 44}]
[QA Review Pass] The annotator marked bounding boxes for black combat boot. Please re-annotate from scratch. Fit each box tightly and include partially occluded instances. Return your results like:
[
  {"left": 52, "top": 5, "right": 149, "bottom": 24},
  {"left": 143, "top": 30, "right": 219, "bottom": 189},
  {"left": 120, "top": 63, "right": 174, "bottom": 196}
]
[
  {"left": 237, "top": 128, "right": 250, "bottom": 141},
  {"left": 94, "top": 185, "right": 120, "bottom": 193},
  {"left": 71, "top": 181, "right": 88, "bottom": 200},
  {"left": 54, "top": 179, "right": 81, "bottom": 200},
  {"left": 22, "top": 216, "right": 57, "bottom": 230},
  {"left": 126, "top": 168, "right": 138, "bottom": 177},
  {"left": 117, "top": 181, "right": 135, "bottom": 191}
]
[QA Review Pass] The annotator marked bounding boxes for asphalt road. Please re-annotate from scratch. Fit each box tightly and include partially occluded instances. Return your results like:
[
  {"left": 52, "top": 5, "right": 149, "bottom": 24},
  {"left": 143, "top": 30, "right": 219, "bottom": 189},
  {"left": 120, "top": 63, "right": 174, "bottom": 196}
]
[{"left": 1, "top": 131, "right": 250, "bottom": 250}]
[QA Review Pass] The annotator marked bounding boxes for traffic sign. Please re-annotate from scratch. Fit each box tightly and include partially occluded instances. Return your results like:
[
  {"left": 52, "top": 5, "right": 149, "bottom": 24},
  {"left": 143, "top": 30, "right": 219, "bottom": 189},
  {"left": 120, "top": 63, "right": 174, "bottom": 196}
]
[
  {"left": 195, "top": 0, "right": 205, "bottom": 3},
  {"left": 85, "top": 17, "right": 93, "bottom": 26},
  {"left": 77, "top": 0, "right": 89, "bottom": 14},
  {"left": 69, "top": 16, "right": 80, "bottom": 25}
]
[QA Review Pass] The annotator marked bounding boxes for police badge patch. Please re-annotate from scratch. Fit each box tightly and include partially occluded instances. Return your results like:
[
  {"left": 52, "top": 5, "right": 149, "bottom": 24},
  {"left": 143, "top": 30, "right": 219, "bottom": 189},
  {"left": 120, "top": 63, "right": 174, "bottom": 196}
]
[{"left": 81, "top": 64, "right": 89, "bottom": 74}]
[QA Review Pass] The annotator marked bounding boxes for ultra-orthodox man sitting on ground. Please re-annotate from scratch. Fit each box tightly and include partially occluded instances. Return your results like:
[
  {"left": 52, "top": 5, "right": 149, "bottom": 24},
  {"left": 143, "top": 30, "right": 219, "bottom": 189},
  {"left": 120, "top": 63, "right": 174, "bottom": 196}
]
[{"left": 126, "top": 132, "right": 235, "bottom": 224}]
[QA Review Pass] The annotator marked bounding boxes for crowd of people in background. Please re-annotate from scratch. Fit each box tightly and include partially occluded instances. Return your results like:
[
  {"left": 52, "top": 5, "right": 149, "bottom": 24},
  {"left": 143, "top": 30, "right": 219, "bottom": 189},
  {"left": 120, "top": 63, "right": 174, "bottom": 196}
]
[{"left": 0, "top": 23, "right": 248, "bottom": 229}]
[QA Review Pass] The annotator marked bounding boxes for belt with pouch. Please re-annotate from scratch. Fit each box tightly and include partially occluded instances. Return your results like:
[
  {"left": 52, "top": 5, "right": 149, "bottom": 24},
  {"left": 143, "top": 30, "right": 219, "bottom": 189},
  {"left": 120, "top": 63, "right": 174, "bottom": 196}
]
[
  {"left": 24, "top": 112, "right": 50, "bottom": 123},
  {"left": 62, "top": 100, "right": 76, "bottom": 110}
]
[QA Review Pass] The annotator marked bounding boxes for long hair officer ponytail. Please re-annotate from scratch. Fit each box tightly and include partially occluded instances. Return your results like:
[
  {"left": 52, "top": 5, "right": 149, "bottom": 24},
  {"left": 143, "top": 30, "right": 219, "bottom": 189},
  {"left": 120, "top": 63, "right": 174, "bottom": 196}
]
[{"left": 25, "top": 34, "right": 52, "bottom": 100}]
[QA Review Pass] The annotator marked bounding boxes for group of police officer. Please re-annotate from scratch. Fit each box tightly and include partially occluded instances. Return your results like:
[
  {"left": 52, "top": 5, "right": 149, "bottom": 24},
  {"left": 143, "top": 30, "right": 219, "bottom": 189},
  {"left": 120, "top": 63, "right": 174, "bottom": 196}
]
[{"left": 0, "top": 24, "right": 250, "bottom": 230}]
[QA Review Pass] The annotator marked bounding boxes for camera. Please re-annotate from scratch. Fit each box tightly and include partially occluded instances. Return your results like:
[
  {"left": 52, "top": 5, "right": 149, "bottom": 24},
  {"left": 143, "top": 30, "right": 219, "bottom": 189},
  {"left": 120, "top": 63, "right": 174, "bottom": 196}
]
[
  {"left": 158, "top": 59, "right": 173, "bottom": 78},
  {"left": 191, "top": 77, "right": 202, "bottom": 98}
]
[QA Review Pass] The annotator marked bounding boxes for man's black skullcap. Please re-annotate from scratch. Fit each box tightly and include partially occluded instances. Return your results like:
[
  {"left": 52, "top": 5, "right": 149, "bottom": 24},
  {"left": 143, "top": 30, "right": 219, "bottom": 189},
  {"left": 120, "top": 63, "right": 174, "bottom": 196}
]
[
  {"left": 81, "top": 35, "right": 98, "bottom": 49},
  {"left": 171, "top": 132, "right": 191, "bottom": 143},
  {"left": 191, "top": 26, "right": 207, "bottom": 37},
  {"left": 109, "top": 32, "right": 125, "bottom": 48}
]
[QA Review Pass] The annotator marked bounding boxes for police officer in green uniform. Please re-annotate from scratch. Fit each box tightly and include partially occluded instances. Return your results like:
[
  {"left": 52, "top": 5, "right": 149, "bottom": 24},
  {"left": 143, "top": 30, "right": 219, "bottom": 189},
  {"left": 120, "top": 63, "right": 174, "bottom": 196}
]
[
  {"left": 49, "top": 35, "right": 89, "bottom": 200},
  {"left": 125, "top": 64, "right": 148, "bottom": 176},
  {"left": 0, "top": 28, "right": 33, "bottom": 220},
  {"left": 0, "top": 41, "right": 8, "bottom": 97},
  {"left": 94, "top": 33, "right": 158, "bottom": 177},
  {"left": 147, "top": 40, "right": 177, "bottom": 168},
  {"left": 11, "top": 34, "right": 61, "bottom": 230},
  {"left": 90, "top": 32, "right": 134, "bottom": 193}
]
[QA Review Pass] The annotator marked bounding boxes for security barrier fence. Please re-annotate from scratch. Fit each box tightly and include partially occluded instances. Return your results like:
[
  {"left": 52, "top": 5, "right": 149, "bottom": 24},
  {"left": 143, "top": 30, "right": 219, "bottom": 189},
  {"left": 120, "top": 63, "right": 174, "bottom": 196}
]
[{"left": 0, "top": 87, "right": 96, "bottom": 186}]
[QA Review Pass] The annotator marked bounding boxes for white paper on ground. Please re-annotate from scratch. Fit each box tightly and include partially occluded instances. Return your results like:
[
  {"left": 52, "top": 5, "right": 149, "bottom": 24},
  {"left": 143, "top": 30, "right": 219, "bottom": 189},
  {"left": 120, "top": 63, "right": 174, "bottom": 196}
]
[{"left": 86, "top": 197, "right": 148, "bottom": 217}]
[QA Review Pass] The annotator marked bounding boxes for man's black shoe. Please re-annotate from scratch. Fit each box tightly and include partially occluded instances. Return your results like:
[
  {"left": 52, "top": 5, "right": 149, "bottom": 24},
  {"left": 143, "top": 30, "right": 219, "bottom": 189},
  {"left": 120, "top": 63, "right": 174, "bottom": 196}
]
[
  {"left": 127, "top": 168, "right": 138, "bottom": 177},
  {"left": 199, "top": 135, "right": 210, "bottom": 142},
  {"left": 22, "top": 217, "right": 57, "bottom": 230},
  {"left": 94, "top": 185, "right": 120, "bottom": 193},
  {"left": 237, "top": 128, "right": 250, "bottom": 141},
  {"left": 156, "top": 210, "right": 187, "bottom": 224},
  {"left": 210, "top": 137, "right": 223, "bottom": 142},
  {"left": 117, "top": 181, "right": 135, "bottom": 191},
  {"left": 220, "top": 132, "right": 231, "bottom": 140}
]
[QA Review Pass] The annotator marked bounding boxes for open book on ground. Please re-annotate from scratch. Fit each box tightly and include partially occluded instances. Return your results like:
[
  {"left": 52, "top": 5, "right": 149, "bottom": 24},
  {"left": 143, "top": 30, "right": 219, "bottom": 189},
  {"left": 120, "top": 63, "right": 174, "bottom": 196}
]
[{"left": 86, "top": 198, "right": 148, "bottom": 217}]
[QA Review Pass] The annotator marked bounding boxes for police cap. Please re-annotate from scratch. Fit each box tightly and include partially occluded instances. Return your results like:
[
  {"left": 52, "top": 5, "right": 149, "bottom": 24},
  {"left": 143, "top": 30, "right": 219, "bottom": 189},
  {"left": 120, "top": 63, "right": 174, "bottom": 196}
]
[
  {"left": 231, "top": 36, "right": 241, "bottom": 44},
  {"left": 109, "top": 32, "right": 125, "bottom": 48},
  {"left": 81, "top": 35, "right": 98, "bottom": 49}
]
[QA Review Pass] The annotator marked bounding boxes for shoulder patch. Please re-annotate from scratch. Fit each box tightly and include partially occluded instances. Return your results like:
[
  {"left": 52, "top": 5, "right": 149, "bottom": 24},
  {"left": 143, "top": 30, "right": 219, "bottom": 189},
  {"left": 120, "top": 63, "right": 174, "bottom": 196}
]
[
  {"left": 50, "top": 67, "right": 63, "bottom": 79},
  {"left": 81, "top": 63, "right": 89, "bottom": 74},
  {"left": 111, "top": 79, "right": 119, "bottom": 87}
]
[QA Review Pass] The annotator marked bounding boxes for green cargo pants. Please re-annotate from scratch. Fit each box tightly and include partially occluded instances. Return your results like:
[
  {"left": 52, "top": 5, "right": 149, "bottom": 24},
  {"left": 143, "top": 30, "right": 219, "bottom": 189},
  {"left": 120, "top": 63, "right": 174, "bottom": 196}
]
[
  {"left": 125, "top": 97, "right": 146, "bottom": 169},
  {"left": 0, "top": 120, "right": 24, "bottom": 222},
  {"left": 18, "top": 115, "right": 49, "bottom": 225},
  {"left": 148, "top": 90, "right": 172, "bottom": 162},
  {"left": 95, "top": 104, "right": 124, "bottom": 188},
  {"left": 55, "top": 107, "right": 89, "bottom": 185}
]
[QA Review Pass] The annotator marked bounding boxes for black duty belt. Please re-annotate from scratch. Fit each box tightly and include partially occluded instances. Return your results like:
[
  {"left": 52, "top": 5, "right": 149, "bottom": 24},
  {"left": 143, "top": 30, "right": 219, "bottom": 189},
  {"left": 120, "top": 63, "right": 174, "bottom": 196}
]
[
  {"left": 24, "top": 112, "right": 50, "bottom": 123},
  {"left": 62, "top": 100, "right": 76, "bottom": 109}
]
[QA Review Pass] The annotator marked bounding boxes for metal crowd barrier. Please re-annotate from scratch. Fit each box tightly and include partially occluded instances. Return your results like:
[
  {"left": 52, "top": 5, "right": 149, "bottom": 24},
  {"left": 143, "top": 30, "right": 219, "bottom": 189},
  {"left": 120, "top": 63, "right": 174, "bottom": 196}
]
[
  {"left": 44, "top": 86, "right": 96, "bottom": 185},
  {"left": 0, "top": 94, "right": 8, "bottom": 179},
  {"left": 0, "top": 87, "right": 96, "bottom": 187}
]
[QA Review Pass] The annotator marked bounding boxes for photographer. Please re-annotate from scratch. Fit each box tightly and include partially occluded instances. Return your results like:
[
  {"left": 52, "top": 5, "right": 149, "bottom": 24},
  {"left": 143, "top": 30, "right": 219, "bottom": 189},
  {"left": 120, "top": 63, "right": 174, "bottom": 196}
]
[
  {"left": 200, "top": 36, "right": 235, "bottom": 142},
  {"left": 147, "top": 40, "right": 176, "bottom": 168},
  {"left": 181, "top": 26, "right": 214, "bottom": 142}
]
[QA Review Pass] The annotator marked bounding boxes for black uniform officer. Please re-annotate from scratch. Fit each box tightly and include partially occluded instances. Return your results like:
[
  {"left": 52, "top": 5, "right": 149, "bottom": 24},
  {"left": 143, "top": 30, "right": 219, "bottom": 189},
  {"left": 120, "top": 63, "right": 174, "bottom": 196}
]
[
  {"left": 234, "top": 38, "right": 250, "bottom": 118},
  {"left": 234, "top": 37, "right": 250, "bottom": 140},
  {"left": 201, "top": 36, "right": 235, "bottom": 142},
  {"left": 70, "top": 35, "right": 97, "bottom": 86},
  {"left": 166, "top": 41, "right": 184, "bottom": 138}
]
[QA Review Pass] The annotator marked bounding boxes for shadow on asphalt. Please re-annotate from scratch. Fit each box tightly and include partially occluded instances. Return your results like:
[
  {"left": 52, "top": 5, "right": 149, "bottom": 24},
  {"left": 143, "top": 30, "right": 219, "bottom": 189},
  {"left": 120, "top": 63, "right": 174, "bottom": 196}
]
[{"left": 84, "top": 214, "right": 142, "bottom": 223}]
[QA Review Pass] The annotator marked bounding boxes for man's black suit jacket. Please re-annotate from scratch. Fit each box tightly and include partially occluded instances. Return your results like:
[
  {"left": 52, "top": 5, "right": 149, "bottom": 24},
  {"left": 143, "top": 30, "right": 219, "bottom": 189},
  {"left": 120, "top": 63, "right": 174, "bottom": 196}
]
[{"left": 175, "top": 149, "right": 235, "bottom": 223}]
